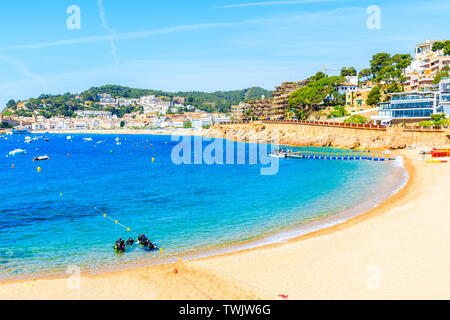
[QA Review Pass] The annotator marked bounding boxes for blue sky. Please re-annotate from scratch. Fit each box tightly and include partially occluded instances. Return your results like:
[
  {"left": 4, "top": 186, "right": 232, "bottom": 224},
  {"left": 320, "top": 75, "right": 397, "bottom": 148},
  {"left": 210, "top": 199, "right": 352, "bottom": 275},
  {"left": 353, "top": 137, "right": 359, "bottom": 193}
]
[{"left": 0, "top": 0, "right": 449, "bottom": 108}]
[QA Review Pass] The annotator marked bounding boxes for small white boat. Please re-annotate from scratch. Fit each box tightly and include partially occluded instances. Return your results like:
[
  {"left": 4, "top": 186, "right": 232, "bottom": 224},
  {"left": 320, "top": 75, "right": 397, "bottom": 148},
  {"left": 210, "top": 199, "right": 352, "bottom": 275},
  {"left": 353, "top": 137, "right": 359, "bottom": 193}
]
[
  {"left": 24, "top": 139, "right": 32, "bottom": 144},
  {"left": 33, "top": 155, "right": 50, "bottom": 161},
  {"left": 67, "top": 136, "right": 72, "bottom": 140},
  {"left": 115, "top": 137, "right": 120, "bottom": 142},
  {"left": 269, "top": 151, "right": 287, "bottom": 158},
  {"left": 83, "top": 137, "right": 93, "bottom": 142},
  {"left": 9, "top": 149, "right": 27, "bottom": 156}
]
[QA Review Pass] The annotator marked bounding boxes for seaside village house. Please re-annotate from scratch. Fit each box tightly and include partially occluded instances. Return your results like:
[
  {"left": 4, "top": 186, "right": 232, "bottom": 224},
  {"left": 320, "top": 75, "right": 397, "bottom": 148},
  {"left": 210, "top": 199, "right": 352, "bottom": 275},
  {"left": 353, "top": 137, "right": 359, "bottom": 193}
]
[
  {"left": 343, "top": 80, "right": 376, "bottom": 114},
  {"left": 372, "top": 40, "right": 450, "bottom": 125},
  {"left": 141, "top": 95, "right": 173, "bottom": 115},
  {"left": 28, "top": 110, "right": 121, "bottom": 131},
  {"left": 187, "top": 113, "right": 213, "bottom": 129}
]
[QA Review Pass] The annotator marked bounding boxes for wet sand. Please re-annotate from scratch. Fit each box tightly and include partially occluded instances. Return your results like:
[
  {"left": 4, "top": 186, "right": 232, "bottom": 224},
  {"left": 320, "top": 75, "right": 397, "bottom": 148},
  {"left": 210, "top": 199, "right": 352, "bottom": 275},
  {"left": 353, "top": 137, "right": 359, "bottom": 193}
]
[{"left": 1, "top": 149, "right": 449, "bottom": 299}]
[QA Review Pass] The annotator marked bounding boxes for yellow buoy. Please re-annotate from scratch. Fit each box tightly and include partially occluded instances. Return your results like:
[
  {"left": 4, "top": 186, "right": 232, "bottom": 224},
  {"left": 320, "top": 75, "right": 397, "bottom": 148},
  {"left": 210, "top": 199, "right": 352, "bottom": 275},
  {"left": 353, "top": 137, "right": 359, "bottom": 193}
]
[
  {"left": 103, "top": 214, "right": 107, "bottom": 218},
  {"left": 152, "top": 158, "right": 155, "bottom": 162},
  {"left": 60, "top": 193, "right": 63, "bottom": 196},
  {"left": 115, "top": 220, "right": 118, "bottom": 224},
  {"left": 127, "top": 228, "right": 130, "bottom": 231},
  {"left": 37, "top": 167, "right": 41, "bottom": 173},
  {"left": 159, "top": 248, "right": 163, "bottom": 254},
  {"left": 179, "top": 258, "right": 182, "bottom": 262}
]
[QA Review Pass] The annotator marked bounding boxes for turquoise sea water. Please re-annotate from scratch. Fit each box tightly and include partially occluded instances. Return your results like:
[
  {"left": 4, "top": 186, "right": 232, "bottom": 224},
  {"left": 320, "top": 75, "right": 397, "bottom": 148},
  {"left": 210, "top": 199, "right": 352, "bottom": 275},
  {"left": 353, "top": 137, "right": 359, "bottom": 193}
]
[{"left": 0, "top": 133, "right": 406, "bottom": 279}]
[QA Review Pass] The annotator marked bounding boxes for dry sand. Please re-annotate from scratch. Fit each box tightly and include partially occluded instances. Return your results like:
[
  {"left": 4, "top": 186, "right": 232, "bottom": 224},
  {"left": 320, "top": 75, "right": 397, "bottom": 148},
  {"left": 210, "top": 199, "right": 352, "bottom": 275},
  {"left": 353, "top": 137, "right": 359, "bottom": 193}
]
[{"left": 1, "top": 149, "right": 449, "bottom": 300}]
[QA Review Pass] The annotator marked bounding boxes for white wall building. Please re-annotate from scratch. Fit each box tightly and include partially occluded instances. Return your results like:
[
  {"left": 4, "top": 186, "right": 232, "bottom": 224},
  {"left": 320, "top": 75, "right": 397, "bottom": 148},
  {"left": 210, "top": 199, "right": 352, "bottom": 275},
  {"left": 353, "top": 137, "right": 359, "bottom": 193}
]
[
  {"left": 75, "top": 110, "right": 112, "bottom": 119},
  {"left": 212, "top": 115, "right": 231, "bottom": 124},
  {"left": 336, "top": 83, "right": 358, "bottom": 95}
]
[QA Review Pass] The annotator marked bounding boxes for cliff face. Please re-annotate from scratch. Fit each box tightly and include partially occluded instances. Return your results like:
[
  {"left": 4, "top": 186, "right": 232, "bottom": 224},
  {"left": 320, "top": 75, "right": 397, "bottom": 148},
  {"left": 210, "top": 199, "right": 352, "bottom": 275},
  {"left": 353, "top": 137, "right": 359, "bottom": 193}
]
[{"left": 206, "top": 123, "right": 450, "bottom": 149}]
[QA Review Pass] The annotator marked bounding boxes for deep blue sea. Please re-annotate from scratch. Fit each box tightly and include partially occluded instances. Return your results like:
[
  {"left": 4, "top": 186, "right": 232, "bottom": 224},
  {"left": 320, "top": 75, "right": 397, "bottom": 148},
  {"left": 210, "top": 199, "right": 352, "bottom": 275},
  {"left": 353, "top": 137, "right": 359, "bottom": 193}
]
[{"left": 0, "top": 133, "right": 406, "bottom": 279}]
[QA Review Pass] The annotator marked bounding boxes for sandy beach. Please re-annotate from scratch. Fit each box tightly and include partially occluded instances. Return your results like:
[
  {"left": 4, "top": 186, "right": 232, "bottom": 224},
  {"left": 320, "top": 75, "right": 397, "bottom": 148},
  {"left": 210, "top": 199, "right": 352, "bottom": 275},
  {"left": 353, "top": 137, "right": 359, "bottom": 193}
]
[{"left": 1, "top": 149, "right": 449, "bottom": 300}]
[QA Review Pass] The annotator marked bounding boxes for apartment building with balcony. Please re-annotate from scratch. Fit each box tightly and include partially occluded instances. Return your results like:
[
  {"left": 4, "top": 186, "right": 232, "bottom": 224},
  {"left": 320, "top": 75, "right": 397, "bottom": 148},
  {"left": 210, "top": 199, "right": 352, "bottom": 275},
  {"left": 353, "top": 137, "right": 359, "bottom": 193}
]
[
  {"left": 231, "top": 102, "right": 251, "bottom": 120},
  {"left": 404, "top": 40, "right": 450, "bottom": 92}
]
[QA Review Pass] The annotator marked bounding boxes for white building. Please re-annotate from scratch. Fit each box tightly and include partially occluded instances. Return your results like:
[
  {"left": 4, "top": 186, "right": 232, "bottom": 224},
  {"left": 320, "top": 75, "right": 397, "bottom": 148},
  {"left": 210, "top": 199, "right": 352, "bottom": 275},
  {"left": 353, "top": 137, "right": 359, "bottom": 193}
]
[
  {"left": 190, "top": 116, "right": 212, "bottom": 129},
  {"left": 31, "top": 123, "right": 45, "bottom": 131},
  {"left": 404, "top": 40, "right": 450, "bottom": 91},
  {"left": 116, "top": 98, "right": 137, "bottom": 106},
  {"left": 126, "top": 120, "right": 146, "bottom": 128},
  {"left": 98, "top": 94, "right": 117, "bottom": 106},
  {"left": 143, "top": 100, "right": 172, "bottom": 115},
  {"left": 212, "top": 114, "right": 231, "bottom": 124},
  {"left": 345, "top": 76, "right": 358, "bottom": 86},
  {"left": 73, "top": 121, "right": 88, "bottom": 130},
  {"left": 336, "top": 83, "right": 358, "bottom": 95},
  {"left": 139, "top": 95, "right": 157, "bottom": 106},
  {"left": 75, "top": 110, "right": 112, "bottom": 119},
  {"left": 56, "top": 119, "right": 72, "bottom": 131}
]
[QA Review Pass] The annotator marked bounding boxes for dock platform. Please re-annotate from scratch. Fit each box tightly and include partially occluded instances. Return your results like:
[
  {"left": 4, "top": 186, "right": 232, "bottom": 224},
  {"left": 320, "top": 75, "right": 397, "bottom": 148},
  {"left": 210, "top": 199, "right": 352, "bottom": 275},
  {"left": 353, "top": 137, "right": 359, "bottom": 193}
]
[{"left": 283, "top": 150, "right": 394, "bottom": 162}]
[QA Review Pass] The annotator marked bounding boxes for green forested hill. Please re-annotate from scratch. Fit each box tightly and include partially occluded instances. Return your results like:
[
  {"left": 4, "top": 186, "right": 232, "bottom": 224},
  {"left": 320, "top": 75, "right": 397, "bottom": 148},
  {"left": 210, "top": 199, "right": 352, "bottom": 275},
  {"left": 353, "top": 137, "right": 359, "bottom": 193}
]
[
  {"left": 80, "top": 85, "right": 272, "bottom": 113},
  {"left": 3, "top": 85, "right": 272, "bottom": 118}
]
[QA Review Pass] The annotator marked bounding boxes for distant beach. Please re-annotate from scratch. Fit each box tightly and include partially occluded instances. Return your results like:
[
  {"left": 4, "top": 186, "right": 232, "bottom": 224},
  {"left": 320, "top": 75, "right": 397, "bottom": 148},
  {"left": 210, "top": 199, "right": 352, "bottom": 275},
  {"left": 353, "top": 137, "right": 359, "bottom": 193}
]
[{"left": 33, "top": 128, "right": 206, "bottom": 136}]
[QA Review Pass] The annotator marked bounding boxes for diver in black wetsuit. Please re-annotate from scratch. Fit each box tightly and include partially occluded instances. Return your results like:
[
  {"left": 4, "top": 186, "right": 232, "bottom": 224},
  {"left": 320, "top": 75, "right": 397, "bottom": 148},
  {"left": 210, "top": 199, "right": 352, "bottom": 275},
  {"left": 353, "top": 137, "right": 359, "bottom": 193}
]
[
  {"left": 147, "top": 241, "right": 156, "bottom": 250},
  {"left": 115, "top": 238, "right": 125, "bottom": 252},
  {"left": 126, "top": 237, "right": 134, "bottom": 245}
]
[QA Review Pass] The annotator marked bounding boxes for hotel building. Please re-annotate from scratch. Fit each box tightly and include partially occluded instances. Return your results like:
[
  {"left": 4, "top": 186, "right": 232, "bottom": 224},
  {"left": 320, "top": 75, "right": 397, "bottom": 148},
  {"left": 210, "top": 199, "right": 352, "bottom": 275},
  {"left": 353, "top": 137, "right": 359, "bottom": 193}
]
[
  {"left": 374, "top": 91, "right": 444, "bottom": 124},
  {"left": 439, "top": 78, "right": 450, "bottom": 114}
]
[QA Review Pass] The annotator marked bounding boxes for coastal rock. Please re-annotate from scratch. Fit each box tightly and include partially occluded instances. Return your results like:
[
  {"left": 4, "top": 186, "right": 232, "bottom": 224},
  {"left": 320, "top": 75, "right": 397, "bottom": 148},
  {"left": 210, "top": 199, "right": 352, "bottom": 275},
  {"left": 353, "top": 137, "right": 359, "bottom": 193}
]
[{"left": 207, "top": 123, "right": 450, "bottom": 149}]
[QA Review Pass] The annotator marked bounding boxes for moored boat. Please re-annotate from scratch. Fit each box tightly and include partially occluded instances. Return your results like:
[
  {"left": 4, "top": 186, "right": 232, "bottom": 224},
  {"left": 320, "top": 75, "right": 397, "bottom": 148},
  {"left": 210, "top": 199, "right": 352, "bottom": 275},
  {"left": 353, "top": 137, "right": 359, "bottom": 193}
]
[
  {"left": 9, "top": 149, "right": 27, "bottom": 156},
  {"left": 12, "top": 127, "right": 31, "bottom": 134},
  {"left": 431, "top": 148, "right": 450, "bottom": 158},
  {"left": 33, "top": 155, "right": 50, "bottom": 161}
]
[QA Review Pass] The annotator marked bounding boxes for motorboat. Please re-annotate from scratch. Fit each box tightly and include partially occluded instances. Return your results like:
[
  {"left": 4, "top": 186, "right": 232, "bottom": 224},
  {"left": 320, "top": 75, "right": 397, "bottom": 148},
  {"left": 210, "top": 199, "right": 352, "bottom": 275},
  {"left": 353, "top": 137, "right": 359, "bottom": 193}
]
[
  {"left": 12, "top": 127, "right": 31, "bottom": 134},
  {"left": 33, "top": 155, "right": 50, "bottom": 161},
  {"left": 269, "top": 150, "right": 287, "bottom": 158},
  {"left": 9, "top": 149, "right": 27, "bottom": 156}
]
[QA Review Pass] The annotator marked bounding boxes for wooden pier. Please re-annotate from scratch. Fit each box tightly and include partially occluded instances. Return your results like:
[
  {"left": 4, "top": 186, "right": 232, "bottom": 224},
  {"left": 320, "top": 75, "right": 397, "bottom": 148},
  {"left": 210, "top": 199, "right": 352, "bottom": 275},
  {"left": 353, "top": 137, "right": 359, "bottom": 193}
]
[{"left": 282, "top": 149, "right": 394, "bottom": 162}]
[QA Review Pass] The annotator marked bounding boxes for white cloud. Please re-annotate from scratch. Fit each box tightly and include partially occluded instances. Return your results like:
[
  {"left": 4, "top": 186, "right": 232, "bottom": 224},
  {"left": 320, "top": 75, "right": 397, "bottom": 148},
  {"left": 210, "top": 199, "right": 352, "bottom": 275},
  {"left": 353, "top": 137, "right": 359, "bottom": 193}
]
[
  {"left": 0, "top": 20, "right": 259, "bottom": 52},
  {"left": 97, "top": 0, "right": 119, "bottom": 66},
  {"left": 0, "top": 53, "right": 44, "bottom": 83}
]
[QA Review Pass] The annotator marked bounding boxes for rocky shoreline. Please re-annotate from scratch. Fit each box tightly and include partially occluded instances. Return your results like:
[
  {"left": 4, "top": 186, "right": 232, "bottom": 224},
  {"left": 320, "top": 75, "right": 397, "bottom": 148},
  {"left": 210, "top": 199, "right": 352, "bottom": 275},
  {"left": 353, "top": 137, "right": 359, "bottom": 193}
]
[{"left": 206, "top": 122, "right": 450, "bottom": 149}]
